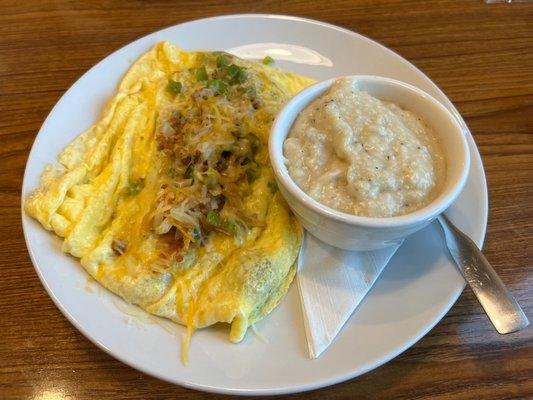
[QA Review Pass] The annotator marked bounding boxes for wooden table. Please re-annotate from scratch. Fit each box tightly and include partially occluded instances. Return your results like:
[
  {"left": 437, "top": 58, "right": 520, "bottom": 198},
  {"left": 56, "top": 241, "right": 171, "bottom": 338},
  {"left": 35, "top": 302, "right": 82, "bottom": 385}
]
[{"left": 1, "top": 1, "right": 532, "bottom": 399}]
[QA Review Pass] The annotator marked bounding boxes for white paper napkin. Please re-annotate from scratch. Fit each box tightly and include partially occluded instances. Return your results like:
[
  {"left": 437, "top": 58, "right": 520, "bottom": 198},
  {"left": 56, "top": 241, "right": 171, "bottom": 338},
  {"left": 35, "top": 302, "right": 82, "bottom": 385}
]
[{"left": 297, "top": 233, "right": 400, "bottom": 359}]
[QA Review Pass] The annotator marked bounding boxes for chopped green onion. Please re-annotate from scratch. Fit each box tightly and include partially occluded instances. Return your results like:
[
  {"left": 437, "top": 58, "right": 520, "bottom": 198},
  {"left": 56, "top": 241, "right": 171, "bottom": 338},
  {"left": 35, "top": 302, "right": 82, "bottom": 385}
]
[
  {"left": 245, "top": 86, "right": 257, "bottom": 97},
  {"left": 167, "top": 167, "right": 176, "bottom": 178},
  {"left": 125, "top": 179, "right": 144, "bottom": 196},
  {"left": 195, "top": 66, "right": 208, "bottom": 81},
  {"left": 233, "top": 68, "right": 247, "bottom": 84},
  {"left": 226, "top": 64, "right": 240, "bottom": 79},
  {"left": 268, "top": 181, "right": 278, "bottom": 194},
  {"left": 184, "top": 165, "right": 194, "bottom": 179},
  {"left": 216, "top": 55, "right": 229, "bottom": 68},
  {"left": 236, "top": 69, "right": 247, "bottom": 84},
  {"left": 225, "top": 64, "right": 247, "bottom": 84},
  {"left": 245, "top": 163, "right": 260, "bottom": 183},
  {"left": 204, "top": 168, "right": 220, "bottom": 189},
  {"left": 224, "top": 219, "right": 240, "bottom": 235},
  {"left": 167, "top": 79, "right": 182, "bottom": 94},
  {"left": 206, "top": 79, "right": 229, "bottom": 95},
  {"left": 248, "top": 133, "right": 261, "bottom": 153},
  {"left": 262, "top": 55, "right": 274, "bottom": 65},
  {"left": 206, "top": 210, "right": 221, "bottom": 226}
]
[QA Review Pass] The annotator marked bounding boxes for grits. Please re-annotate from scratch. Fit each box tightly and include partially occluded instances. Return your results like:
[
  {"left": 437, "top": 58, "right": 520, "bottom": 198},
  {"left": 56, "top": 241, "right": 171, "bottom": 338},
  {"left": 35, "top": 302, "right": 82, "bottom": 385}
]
[{"left": 284, "top": 78, "right": 445, "bottom": 217}]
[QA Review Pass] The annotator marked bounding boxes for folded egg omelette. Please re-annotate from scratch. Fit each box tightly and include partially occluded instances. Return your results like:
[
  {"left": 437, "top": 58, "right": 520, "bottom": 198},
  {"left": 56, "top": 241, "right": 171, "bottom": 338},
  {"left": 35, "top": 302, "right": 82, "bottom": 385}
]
[{"left": 25, "top": 42, "right": 313, "bottom": 357}]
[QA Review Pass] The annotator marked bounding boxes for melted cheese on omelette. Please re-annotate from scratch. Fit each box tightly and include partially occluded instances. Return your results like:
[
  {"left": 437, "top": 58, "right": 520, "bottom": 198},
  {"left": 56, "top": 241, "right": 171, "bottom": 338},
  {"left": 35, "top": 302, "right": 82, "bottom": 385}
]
[{"left": 25, "top": 42, "right": 313, "bottom": 358}]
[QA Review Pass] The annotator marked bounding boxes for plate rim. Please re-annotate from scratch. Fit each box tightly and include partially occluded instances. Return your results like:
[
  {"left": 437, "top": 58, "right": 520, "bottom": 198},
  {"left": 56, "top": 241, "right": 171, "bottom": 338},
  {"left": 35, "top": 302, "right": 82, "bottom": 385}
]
[{"left": 21, "top": 13, "right": 488, "bottom": 395}]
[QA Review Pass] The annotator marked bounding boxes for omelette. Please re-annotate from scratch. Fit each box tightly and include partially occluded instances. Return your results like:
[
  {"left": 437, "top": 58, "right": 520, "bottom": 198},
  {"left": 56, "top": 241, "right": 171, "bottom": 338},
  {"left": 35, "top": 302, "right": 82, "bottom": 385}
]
[{"left": 25, "top": 42, "right": 313, "bottom": 359}]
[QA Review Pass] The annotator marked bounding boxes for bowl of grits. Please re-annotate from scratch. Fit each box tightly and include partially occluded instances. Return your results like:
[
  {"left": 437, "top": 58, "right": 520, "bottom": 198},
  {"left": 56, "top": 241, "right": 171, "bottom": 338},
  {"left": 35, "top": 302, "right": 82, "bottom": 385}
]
[{"left": 269, "top": 76, "right": 470, "bottom": 250}]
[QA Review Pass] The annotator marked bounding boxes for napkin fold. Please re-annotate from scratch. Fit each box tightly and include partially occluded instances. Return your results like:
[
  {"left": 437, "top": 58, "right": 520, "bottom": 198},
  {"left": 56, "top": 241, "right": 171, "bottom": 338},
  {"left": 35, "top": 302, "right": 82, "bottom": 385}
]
[{"left": 297, "top": 233, "right": 400, "bottom": 359}]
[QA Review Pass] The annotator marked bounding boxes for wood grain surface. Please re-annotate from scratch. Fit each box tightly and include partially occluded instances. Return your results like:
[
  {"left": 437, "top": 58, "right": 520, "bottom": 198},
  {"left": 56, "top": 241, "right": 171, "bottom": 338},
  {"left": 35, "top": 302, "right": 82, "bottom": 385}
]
[{"left": 1, "top": 1, "right": 532, "bottom": 399}]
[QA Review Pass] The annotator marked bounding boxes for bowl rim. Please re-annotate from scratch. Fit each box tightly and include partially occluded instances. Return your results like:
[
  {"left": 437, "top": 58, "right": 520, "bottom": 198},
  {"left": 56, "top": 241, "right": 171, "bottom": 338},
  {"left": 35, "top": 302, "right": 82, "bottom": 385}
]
[{"left": 269, "top": 75, "right": 471, "bottom": 228}]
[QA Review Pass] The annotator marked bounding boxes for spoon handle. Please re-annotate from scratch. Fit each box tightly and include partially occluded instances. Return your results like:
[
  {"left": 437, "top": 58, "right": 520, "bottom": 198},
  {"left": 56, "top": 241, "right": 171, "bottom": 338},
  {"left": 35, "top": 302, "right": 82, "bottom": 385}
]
[{"left": 437, "top": 214, "right": 529, "bottom": 334}]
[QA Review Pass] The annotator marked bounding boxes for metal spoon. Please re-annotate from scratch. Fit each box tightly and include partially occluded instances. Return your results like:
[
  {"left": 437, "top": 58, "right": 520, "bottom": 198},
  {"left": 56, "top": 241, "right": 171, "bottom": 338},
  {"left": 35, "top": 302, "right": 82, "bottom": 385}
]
[{"left": 437, "top": 214, "right": 529, "bottom": 334}]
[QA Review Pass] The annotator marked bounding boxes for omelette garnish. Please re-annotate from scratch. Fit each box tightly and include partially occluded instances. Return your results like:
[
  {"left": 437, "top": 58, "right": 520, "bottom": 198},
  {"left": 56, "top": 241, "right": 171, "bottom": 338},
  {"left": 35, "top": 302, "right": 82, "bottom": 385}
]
[{"left": 25, "top": 42, "right": 314, "bottom": 361}]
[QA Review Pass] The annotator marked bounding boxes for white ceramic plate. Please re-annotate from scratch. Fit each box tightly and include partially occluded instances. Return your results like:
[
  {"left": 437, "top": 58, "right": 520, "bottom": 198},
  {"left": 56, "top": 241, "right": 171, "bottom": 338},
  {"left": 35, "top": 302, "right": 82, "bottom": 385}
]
[{"left": 21, "top": 15, "right": 488, "bottom": 395}]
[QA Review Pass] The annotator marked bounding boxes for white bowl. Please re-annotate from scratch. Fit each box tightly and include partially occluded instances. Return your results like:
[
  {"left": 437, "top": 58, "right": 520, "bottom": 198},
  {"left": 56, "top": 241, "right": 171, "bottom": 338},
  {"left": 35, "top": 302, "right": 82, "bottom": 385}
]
[{"left": 269, "top": 76, "right": 471, "bottom": 251}]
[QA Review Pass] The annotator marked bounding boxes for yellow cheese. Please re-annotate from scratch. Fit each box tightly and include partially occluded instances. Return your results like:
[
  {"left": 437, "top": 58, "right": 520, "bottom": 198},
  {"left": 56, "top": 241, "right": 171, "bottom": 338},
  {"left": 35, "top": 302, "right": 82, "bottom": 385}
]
[{"left": 25, "top": 42, "right": 314, "bottom": 359}]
